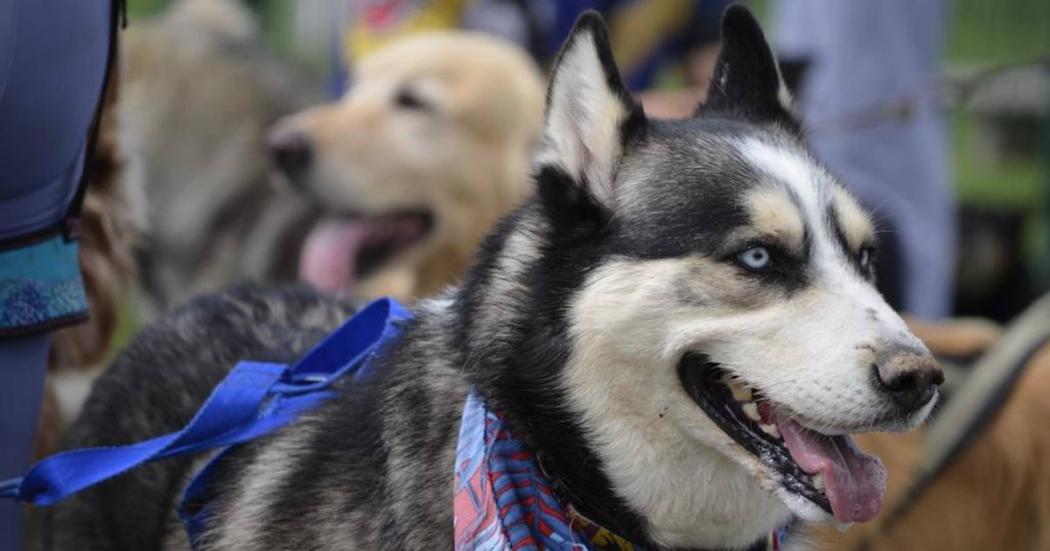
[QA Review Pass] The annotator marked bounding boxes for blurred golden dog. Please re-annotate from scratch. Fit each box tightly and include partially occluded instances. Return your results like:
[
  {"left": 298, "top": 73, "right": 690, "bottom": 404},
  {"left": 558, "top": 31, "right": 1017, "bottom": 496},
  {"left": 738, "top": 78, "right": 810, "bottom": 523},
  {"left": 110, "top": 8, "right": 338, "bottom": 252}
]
[{"left": 268, "top": 32, "right": 545, "bottom": 301}]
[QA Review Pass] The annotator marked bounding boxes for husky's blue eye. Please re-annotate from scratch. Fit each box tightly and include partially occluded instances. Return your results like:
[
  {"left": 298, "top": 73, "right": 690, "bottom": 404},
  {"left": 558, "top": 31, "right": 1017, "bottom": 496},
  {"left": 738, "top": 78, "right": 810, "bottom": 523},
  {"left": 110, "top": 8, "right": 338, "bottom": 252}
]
[{"left": 738, "top": 247, "right": 771, "bottom": 270}]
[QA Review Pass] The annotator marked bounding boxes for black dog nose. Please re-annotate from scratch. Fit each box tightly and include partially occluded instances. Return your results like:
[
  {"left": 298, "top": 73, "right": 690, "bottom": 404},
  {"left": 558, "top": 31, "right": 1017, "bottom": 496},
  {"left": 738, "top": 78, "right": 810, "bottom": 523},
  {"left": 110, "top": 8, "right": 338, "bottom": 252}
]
[
  {"left": 875, "top": 349, "right": 944, "bottom": 412},
  {"left": 268, "top": 126, "right": 313, "bottom": 182}
]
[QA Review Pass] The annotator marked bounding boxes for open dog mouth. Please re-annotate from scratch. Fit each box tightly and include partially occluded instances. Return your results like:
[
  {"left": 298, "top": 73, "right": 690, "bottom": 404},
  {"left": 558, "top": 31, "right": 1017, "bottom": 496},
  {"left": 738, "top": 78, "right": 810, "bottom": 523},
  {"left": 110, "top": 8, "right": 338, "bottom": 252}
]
[
  {"left": 678, "top": 353, "right": 886, "bottom": 524},
  {"left": 298, "top": 210, "right": 434, "bottom": 296}
]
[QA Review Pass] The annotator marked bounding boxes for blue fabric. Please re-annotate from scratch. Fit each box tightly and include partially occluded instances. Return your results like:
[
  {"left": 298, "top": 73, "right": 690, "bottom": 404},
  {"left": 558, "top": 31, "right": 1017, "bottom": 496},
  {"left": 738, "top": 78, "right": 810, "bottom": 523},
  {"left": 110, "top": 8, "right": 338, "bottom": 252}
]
[
  {"left": 0, "top": 334, "right": 50, "bottom": 548},
  {"left": 0, "top": 234, "right": 88, "bottom": 333},
  {"left": 0, "top": 297, "right": 412, "bottom": 535},
  {"left": 0, "top": 2, "right": 111, "bottom": 548},
  {"left": 774, "top": 0, "right": 955, "bottom": 318},
  {"left": 178, "top": 296, "right": 411, "bottom": 543},
  {"left": 0, "top": 0, "right": 111, "bottom": 239}
]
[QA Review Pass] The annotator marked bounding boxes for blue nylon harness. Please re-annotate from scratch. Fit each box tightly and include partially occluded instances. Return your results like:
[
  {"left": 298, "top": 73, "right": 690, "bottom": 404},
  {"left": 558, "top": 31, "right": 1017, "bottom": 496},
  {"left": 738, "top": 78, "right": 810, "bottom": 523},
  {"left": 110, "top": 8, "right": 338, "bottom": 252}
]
[{"left": 0, "top": 297, "right": 412, "bottom": 546}]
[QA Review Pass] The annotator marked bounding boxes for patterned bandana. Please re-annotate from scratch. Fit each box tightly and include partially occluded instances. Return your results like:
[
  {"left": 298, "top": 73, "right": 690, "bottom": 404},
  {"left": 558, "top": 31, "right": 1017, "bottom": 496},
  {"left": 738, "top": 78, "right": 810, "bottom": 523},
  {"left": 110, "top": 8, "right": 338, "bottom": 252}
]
[
  {"left": 453, "top": 389, "right": 782, "bottom": 551},
  {"left": 453, "top": 390, "right": 636, "bottom": 550}
]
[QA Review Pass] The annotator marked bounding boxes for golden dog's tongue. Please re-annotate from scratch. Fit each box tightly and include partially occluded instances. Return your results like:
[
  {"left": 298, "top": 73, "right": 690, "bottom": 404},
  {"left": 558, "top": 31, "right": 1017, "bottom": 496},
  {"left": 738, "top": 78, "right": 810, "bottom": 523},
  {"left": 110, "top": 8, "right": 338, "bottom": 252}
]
[
  {"left": 298, "top": 220, "right": 371, "bottom": 297},
  {"left": 774, "top": 413, "right": 886, "bottom": 523}
]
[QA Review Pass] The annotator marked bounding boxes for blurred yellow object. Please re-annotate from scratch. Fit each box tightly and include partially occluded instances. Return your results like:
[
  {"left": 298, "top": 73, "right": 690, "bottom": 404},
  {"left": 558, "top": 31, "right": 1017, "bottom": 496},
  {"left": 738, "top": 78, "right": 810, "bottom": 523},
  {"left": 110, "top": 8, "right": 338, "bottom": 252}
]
[
  {"left": 345, "top": 0, "right": 467, "bottom": 65},
  {"left": 608, "top": 0, "right": 691, "bottom": 76}
]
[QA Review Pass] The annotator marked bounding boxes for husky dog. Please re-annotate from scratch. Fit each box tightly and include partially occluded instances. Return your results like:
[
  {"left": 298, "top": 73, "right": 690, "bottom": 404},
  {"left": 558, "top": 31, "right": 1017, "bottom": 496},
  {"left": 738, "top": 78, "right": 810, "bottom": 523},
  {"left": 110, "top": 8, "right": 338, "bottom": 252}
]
[{"left": 46, "top": 8, "right": 942, "bottom": 550}]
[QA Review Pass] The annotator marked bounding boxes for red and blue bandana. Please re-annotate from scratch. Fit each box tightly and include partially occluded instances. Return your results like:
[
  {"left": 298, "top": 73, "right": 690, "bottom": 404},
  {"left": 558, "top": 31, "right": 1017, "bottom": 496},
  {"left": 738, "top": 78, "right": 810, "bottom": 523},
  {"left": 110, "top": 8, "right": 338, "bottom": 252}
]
[{"left": 453, "top": 390, "right": 638, "bottom": 550}]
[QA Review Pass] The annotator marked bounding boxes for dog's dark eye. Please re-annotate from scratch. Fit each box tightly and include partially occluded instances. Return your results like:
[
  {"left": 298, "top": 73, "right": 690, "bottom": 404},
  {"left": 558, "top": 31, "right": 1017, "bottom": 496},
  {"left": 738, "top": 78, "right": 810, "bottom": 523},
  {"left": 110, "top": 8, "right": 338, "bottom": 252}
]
[
  {"left": 858, "top": 246, "right": 874, "bottom": 271},
  {"left": 738, "top": 246, "right": 771, "bottom": 271},
  {"left": 394, "top": 89, "right": 429, "bottom": 111}
]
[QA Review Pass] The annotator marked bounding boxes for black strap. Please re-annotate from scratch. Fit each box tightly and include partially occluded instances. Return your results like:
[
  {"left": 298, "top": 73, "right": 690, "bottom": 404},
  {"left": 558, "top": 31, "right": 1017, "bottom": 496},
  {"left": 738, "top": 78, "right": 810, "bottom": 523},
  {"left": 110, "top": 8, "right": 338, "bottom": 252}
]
[{"left": 60, "top": 0, "right": 125, "bottom": 241}]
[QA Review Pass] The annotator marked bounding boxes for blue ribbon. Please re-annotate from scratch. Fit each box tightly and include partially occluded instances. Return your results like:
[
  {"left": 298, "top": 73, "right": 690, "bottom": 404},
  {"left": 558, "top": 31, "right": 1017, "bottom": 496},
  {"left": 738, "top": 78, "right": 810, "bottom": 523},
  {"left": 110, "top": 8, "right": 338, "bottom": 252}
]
[{"left": 0, "top": 296, "right": 412, "bottom": 540}]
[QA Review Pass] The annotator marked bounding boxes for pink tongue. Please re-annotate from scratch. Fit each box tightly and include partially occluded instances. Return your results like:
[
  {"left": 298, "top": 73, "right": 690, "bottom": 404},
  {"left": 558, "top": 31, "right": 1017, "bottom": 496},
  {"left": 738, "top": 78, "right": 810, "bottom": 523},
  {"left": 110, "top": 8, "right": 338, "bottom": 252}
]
[
  {"left": 298, "top": 220, "right": 372, "bottom": 297},
  {"left": 774, "top": 412, "right": 886, "bottom": 523}
]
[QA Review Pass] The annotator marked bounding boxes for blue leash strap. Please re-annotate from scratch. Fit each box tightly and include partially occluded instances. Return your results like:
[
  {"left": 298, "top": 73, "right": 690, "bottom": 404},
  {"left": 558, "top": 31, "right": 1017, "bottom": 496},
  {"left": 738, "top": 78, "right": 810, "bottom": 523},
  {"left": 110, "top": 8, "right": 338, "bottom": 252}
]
[
  {"left": 0, "top": 297, "right": 412, "bottom": 510},
  {"left": 1, "top": 361, "right": 285, "bottom": 505}
]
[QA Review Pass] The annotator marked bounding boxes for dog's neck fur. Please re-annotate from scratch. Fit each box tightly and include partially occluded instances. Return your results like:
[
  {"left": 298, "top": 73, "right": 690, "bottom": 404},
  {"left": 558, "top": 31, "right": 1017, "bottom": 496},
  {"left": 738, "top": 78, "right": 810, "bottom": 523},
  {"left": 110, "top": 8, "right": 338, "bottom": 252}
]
[{"left": 445, "top": 202, "right": 644, "bottom": 541}]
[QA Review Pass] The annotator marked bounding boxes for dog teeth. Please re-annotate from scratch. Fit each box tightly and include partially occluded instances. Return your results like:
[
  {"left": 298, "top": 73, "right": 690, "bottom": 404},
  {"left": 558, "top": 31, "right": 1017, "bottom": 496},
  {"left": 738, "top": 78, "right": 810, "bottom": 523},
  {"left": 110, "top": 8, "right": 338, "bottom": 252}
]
[
  {"left": 728, "top": 382, "right": 752, "bottom": 402},
  {"left": 759, "top": 423, "right": 780, "bottom": 439},
  {"left": 811, "top": 473, "right": 825, "bottom": 491},
  {"left": 742, "top": 402, "right": 761, "bottom": 422}
]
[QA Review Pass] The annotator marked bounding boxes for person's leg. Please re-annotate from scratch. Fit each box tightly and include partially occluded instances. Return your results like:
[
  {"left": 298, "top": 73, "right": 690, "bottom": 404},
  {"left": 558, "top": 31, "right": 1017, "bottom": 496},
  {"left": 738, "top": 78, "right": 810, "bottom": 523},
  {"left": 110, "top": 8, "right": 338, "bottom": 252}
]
[
  {"left": 0, "top": 334, "right": 50, "bottom": 548},
  {"left": 0, "top": 1, "right": 114, "bottom": 545},
  {"left": 774, "top": 0, "right": 956, "bottom": 319}
]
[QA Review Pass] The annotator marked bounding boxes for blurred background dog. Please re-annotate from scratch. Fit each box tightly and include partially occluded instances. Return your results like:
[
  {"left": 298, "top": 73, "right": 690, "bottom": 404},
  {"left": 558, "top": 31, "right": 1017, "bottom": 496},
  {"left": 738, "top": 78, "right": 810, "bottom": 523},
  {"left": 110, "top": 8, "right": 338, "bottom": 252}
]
[
  {"left": 121, "top": 0, "right": 320, "bottom": 317},
  {"left": 269, "top": 32, "right": 544, "bottom": 301},
  {"left": 124, "top": 0, "right": 545, "bottom": 309}
]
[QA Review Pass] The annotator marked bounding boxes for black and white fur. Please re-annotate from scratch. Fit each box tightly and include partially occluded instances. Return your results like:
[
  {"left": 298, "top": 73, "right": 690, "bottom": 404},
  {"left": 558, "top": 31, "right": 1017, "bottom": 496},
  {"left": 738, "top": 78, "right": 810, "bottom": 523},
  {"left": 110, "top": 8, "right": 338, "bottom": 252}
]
[{"left": 46, "top": 8, "right": 940, "bottom": 550}]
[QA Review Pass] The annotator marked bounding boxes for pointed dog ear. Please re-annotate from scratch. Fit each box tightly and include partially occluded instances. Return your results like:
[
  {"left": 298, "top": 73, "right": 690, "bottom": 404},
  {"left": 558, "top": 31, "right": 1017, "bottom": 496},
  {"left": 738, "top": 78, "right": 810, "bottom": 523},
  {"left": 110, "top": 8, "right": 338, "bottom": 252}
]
[
  {"left": 700, "top": 5, "right": 796, "bottom": 128},
  {"left": 537, "top": 11, "right": 646, "bottom": 211}
]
